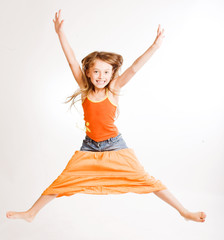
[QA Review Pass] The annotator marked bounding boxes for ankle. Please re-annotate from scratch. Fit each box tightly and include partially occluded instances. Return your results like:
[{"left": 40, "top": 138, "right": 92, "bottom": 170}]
[
  {"left": 26, "top": 210, "right": 37, "bottom": 218},
  {"left": 179, "top": 208, "right": 189, "bottom": 217}
]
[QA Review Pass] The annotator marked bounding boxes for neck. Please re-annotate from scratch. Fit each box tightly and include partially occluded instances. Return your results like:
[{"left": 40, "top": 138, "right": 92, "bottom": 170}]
[{"left": 93, "top": 87, "right": 106, "bottom": 94}]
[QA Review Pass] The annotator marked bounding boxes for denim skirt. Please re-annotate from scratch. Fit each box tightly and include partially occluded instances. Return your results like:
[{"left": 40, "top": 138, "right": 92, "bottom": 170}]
[{"left": 80, "top": 132, "right": 128, "bottom": 152}]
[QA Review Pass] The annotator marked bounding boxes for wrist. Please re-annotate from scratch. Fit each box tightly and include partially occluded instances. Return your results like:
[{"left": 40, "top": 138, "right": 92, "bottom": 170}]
[
  {"left": 57, "top": 30, "right": 65, "bottom": 36},
  {"left": 152, "top": 42, "right": 160, "bottom": 50}
]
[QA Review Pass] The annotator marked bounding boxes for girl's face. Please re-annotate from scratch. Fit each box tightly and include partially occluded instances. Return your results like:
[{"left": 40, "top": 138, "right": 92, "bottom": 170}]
[{"left": 87, "top": 59, "right": 113, "bottom": 90}]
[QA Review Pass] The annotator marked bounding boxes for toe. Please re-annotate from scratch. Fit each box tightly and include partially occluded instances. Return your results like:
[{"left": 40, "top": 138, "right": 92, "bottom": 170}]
[
  {"left": 199, "top": 212, "right": 206, "bottom": 222},
  {"left": 200, "top": 212, "right": 206, "bottom": 219}
]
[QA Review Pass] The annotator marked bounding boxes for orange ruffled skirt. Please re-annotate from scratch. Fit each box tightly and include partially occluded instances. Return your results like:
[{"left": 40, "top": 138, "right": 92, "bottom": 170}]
[{"left": 41, "top": 148, "right": 166, "bottom": 198}]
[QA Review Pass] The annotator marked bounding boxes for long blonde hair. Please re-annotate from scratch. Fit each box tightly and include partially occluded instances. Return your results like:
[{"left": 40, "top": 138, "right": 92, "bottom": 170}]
[{"left": 64, "top": 51, "right": 123, "bottom": 119}]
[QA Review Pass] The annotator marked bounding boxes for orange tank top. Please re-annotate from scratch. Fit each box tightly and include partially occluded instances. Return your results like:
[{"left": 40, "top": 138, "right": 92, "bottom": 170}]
[{"left": 82, "top": 88, "right": 119, "bottom": 142}]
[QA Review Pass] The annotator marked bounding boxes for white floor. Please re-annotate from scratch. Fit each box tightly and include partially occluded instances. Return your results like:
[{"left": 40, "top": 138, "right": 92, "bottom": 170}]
[{"left": 1, "top": 191, "right": 223, "bottom": 240}]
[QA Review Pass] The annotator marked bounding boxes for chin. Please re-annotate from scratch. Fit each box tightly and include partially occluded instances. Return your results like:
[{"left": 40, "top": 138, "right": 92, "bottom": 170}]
[
  {"left": 95, "top": 83, "right": 108, "bottom": 88},
  {"left": 95, "top": 86, "right": 106, "bottom": 90}
]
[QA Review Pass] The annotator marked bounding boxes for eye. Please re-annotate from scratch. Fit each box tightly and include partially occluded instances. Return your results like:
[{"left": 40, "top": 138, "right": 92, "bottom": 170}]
[
  {"left": 105, "top": 71, "right": 109, "bottom": 74},
  {"left": 94, "top": 71, "right": 98, "bottom": 73}
]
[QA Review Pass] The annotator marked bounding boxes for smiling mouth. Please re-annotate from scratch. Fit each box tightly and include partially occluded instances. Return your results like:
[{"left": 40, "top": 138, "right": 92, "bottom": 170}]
[{"left": 96, "top": 80, "right": 106, "bottom": 84}]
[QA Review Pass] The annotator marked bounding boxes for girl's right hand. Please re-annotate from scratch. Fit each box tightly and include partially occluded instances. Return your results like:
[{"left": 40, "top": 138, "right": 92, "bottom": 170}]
[
  {"left": 153, "top": 24, "right": 165, "bottom": 48},
  {"left": 53, "top": 9, "right": 64, "bottom": 34}
]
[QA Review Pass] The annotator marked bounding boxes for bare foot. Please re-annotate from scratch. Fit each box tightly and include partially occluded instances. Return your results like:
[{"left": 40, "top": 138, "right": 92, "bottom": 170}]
[
  {"left": 6, "top": 211, "right": 35, "bottom": 223},
  {"left": 181, "top": 210, "right": 206, "bottom": 222}
]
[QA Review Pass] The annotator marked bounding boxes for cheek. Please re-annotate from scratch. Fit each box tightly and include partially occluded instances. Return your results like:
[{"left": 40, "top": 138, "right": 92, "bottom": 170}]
[
  {"left": 107, "top": 73, "right": 112, "bottom": 79},
  {"left": 89, "top": 74, "right": 95, "bottom": 80}
]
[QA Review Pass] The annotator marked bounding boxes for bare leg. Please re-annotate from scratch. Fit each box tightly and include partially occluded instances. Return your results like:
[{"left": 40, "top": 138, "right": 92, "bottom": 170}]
[
  {"left": 6, "top": 194, "right": 58, "bottom": 223},
  {"left": 153, "top": 189, "right": 206, "bottom": 222}
]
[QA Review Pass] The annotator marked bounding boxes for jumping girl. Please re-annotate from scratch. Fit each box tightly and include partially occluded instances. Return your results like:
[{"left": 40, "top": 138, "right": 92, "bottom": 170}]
[{"left": 6, "top": 9, "right": 206, "bottom": 223}]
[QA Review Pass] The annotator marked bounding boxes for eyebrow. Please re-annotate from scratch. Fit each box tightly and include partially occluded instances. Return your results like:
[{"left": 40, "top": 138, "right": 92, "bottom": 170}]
[{"left": 93, "top": 68, "right": 111, "bottom": 70}]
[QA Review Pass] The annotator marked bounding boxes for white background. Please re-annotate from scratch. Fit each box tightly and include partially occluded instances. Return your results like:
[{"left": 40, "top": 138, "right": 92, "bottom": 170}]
[{"left": 1, "top": 0, "right": 224, "bottom": 239}]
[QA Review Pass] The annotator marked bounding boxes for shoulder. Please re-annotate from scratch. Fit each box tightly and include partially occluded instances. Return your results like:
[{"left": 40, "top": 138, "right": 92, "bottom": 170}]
[
  {"left": 107, "top": 79, "right": 121, "bottom": 106},
  {"left": 81, "top": 88, "right": 89, "bottom": 104},
  {"left": 109, "top": 77, "right": 121, "bottom": 94}
]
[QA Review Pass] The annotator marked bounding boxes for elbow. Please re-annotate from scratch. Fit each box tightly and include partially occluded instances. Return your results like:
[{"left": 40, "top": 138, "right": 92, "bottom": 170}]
[
  {"left": 131, "top": 64, "right": 138, "bottom": 74},
  {"left": 131, "top": 60, "right": 141, "bottom": 73}
]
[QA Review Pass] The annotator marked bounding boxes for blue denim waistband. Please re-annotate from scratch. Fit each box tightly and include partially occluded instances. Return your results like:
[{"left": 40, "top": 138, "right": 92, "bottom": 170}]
[{"left": 85, "top": 133, "right": 122, "bottom": 144}]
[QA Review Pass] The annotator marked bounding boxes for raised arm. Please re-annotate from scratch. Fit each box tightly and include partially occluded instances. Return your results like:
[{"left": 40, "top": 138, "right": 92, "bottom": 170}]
[
  {"left": 53, "top": 9, "right": 85, "bottom": 88},
  {"left": 113, "top": 24, "right": 165, "bottom": 89}
]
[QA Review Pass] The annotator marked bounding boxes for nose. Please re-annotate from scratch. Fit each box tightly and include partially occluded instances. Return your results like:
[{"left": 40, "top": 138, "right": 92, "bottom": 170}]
[{"left": 99, "top": 72, "right": 104, "bottom": 79}]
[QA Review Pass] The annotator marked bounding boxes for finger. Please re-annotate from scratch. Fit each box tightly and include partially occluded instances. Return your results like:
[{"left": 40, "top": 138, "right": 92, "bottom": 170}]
[
  {"left": 58, "top": 10, "right": 62, "bottom": 21},
  {"left": 60, "top": 19, "right": 64, "bottom": 26},
  {"left": 158, "top": 24, "right": 162, "bottom": 35},
  {"left": 58, "top": 9, "right": 62, "bottom": 19},
  {"left": 157, "top": 24, "right": 160, "bottom": 34}
]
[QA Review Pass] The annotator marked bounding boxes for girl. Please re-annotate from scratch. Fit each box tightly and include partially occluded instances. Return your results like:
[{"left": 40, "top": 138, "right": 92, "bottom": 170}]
[{"left": 6, "top": 9, "right": 206, "bottom": 223}]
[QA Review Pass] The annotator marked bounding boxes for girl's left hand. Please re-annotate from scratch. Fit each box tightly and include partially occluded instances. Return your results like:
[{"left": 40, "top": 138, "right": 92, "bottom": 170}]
[{"left": 153, "top": 24, "right": 165, "bottom": 48}]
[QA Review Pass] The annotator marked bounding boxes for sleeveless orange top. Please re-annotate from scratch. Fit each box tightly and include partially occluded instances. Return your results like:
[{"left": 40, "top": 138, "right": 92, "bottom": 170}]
[{"left": 82, "top": 88, "right": 119, "bottom": 142}]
